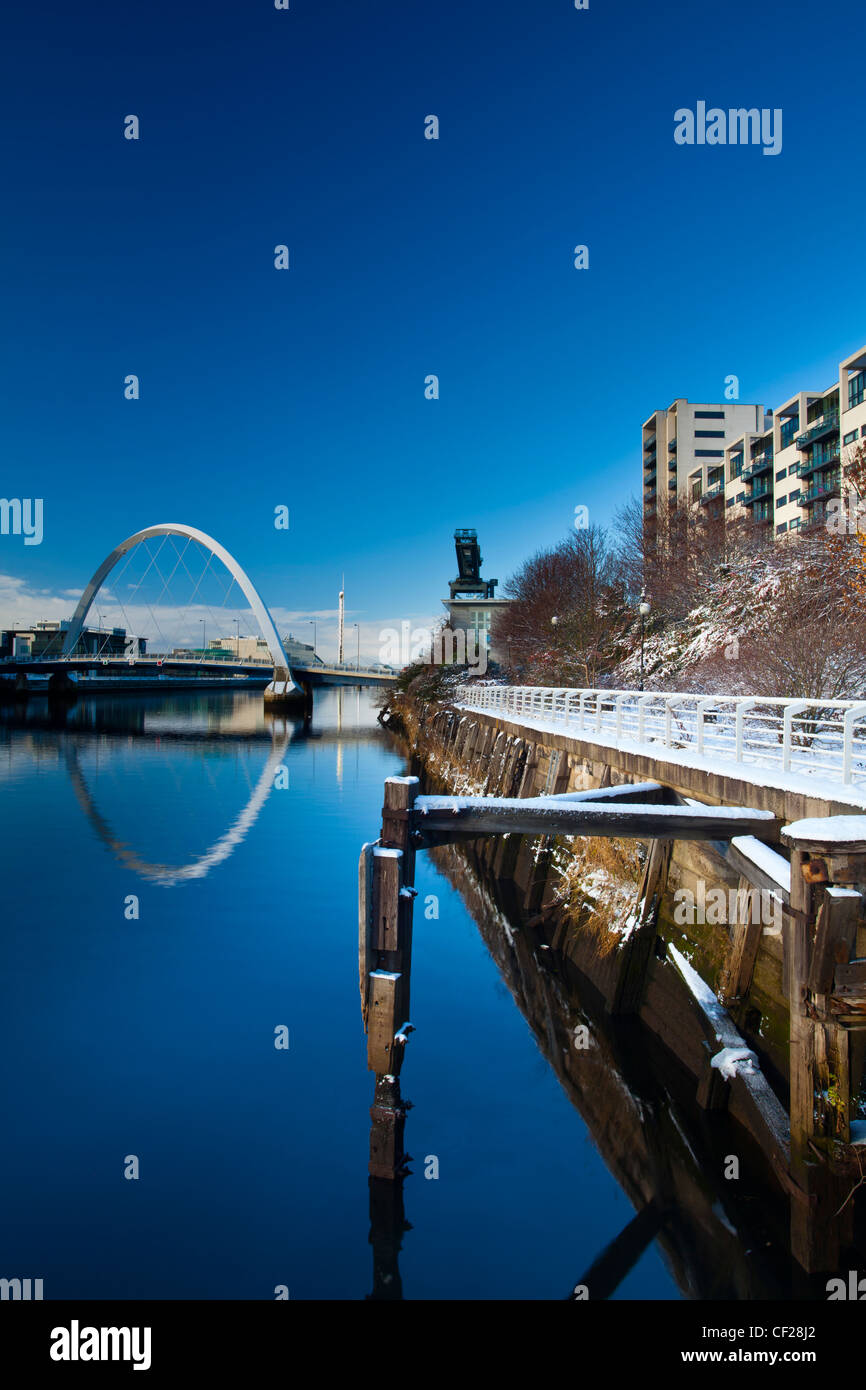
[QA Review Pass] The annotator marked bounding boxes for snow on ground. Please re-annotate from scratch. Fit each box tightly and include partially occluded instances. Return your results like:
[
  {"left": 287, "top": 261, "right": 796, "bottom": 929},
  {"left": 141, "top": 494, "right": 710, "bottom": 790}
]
[{"left": 452, "top": 704, "right": 866, "bottom": 810}]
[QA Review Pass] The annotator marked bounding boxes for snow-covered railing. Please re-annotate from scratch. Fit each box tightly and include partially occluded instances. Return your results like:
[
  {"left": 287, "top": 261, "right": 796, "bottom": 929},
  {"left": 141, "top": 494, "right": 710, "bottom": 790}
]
[{"left": 452, "top": 686, "right": 866, "bottom": 789}]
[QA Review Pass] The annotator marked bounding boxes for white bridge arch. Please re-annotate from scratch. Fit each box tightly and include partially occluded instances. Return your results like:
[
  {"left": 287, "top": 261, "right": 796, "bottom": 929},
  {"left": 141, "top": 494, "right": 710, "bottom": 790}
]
[{"left": 61, "top": 522, "right": 301, "bottom": 696}]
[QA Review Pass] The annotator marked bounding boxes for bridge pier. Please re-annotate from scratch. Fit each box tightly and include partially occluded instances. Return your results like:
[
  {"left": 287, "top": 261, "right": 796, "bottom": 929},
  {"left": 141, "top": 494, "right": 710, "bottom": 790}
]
[{"left": 263, "top": 667, "right": 307, "bottom": 711}]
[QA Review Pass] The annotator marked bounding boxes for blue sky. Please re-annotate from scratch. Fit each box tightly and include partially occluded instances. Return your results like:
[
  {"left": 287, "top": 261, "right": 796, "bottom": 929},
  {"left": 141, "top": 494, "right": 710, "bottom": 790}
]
[{"left": 1, "top": 0, "right": 864, "bottom": 658}]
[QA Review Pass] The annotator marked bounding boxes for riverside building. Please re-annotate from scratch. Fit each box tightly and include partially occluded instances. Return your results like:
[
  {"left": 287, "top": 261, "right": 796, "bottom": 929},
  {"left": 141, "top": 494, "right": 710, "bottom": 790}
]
[{"left": 643, "top": 341, "right": 866, "bottom": 544}]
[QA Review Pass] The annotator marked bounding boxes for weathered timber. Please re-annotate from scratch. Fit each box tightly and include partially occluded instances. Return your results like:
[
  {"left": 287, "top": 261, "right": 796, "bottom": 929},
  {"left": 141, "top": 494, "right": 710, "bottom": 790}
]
[
  {"left": 380, "top": 777, "right": 418, "bottom": 1022},
  {"left": 609, "top": 839, "right": 671, "bottom": 1017},
  {"left": 367, "top": 969, "right": 402, "bottom": 1074},
  {"left": 547, "top": 780, "right": 667, "bottom": 805},
  {"left": 371, "top": 847, "right": 402, "bottom": 952},
  {"left": 358, "top": 840, "right": 376, "bottom": 1028},
  {"left": 808, "top": 888, "right": 863, "bottom": 996},
  {"left": 411, "top": 795, "right": 778, "bottom": 844},
  {"left": 834, "top": 959, "right": 866, "bottom": 992},
  {"left": 369, "top": 1073, "right": 409, "bottom": 1181},
  {"left": 783, "top": 822, "right": 864, "bottom": 1271},
  {"left": 718, "top": 876, "right": 766, "bottom": 1011},
  {"left": 666, "top": 944, "right": 790, "bottom": 1165}
]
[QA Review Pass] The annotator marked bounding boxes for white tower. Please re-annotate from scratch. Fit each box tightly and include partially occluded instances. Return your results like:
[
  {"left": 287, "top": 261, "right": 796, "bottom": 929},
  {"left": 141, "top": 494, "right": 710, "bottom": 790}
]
[{"left": 338, "top": 577, "right": 345, "bottom": 665}]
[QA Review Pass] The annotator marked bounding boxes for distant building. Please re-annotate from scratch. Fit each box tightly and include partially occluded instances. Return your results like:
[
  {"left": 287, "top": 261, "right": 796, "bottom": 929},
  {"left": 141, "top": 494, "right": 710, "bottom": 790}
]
[
  {"left": 208, "top": 635, "right": 272, "bottom": 663},
  {"left": 644, "top": 340, "right": 866, "bottom": 545},
  {"left": 643, "top": 400, "right": 767, "bottom": 546},
  {"left": 282, "top": 635, "right": 324, "bottom": 667},
  {"left": 442, "top": 528, "right": 511, "bottom": 665},
  {"left": 0, "top": 620, "right": 145, "bottom": 659}
]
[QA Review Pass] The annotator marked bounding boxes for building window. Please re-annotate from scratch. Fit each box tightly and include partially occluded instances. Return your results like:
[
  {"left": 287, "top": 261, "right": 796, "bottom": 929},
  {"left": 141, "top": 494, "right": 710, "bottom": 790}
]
[
  {"left": 849, "top": 370, "right": 866, "bottom": 410},
  {"left": 694, "top": 410, "right": 725, "bottom": 419},
  {"left": 775, "top": 468, "right": 787, "bottom": 482},
  {"left": 775, "top": 495, "right": 785, "bottom": 509},
  {"left": 780, "top": 416, "right": 799, "bottom": 450},
  {"left": 726, "top": 496, "right": 735, "bottom": 508},
  {"left": 694, "top": 430, "right": 726, "bottom": 438},
  {"left": 776, "top": 522, "right": 788, "bottom": 534},
  {"left": 788, "top": 490, "right": 801, "bottom": 505},
  {"left": 691, "top": 480, "right": 702, "bottom": 501},
  {"left": 844, "top": 430, "right": 858, "bottom": 446},
  {"left": 695, "top": 449, "right": 724, "bottom": 458},
  {"left": 729, "top": 454, "right": 744, "bottom": 479}
]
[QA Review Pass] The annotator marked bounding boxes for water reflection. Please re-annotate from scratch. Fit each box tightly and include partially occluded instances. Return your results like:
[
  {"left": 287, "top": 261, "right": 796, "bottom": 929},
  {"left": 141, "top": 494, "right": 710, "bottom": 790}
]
[
  {"left": 0, "top": 691, "right": 367, "bottom": 888},
  {"left": 426, "top": 837, "right": 821, "bottom": 1299}
]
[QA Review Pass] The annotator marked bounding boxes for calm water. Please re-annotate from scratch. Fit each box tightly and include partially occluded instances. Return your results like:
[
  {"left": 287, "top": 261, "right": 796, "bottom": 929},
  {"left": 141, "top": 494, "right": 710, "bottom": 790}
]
[{"left": 0, "top": 689, "right": 678, "bottom": 1300}]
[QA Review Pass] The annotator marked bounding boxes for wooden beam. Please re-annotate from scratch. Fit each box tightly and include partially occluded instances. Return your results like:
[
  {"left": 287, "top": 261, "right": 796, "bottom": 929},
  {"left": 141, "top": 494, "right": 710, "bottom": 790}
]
[{"left": 411, "top": 795, "right": 778, "bottom": 843}]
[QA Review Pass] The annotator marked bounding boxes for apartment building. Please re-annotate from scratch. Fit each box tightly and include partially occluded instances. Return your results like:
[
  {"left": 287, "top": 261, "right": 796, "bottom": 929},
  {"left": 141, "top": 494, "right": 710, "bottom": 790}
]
[
  {"left": 642, "top": 399, "right": 767, "bottom": 537},
  {"left": 643, "top": 342, "right": 866, "bottom": 544}
]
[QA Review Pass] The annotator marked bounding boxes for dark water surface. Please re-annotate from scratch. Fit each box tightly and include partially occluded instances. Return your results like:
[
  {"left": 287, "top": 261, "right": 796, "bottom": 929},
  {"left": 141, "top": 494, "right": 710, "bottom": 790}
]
[{"left": 0, "top": 689, "right": 678, "bottom": 1299}]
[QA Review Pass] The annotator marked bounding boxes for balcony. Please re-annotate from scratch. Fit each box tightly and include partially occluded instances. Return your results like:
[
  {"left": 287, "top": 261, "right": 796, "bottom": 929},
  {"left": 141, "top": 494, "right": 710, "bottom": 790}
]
[
  {"left": 795, "top": 412, "right": 839, "bottom": 450},
  {"left": 800, "top": 475, "right": 841, "bottom": 506},
  {"left": 797, "top": 449, "right": 839, "bottom": 480},
  {"left": 744, "top": 453, "right": 772, "bottom": 478},
  {"left": 644, "top": 439, "right": 657, "bottom": 456},
  {"left": 668, "top": 478, "right": 677, "bottom": 489},
  {"left": 700, "top": 483, "right": 723, "bottom": 506},
  {"left": 753, "top": 504, "right": 772, "bottom": 524},
  {"left": 668, "top": 439, "right": 677, "bottom": 453},
  {"left": 743, "top": 482, "right": 771, "bottom": 505}
]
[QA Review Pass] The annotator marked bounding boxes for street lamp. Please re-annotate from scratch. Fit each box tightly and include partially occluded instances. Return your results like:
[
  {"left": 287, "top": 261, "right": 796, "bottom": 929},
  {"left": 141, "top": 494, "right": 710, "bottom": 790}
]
[
  {"left": 308, "top": 619, "right": 317, "bottom": 660},
  {"left": 638, "top": 590, "right": 651, "bottom": 691}
]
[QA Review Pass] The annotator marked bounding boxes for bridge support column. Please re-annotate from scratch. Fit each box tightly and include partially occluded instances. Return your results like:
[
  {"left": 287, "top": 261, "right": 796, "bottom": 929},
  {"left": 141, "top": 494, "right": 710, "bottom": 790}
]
[{"left": 263, "top": 666, "right": 306, "bottom": 710}]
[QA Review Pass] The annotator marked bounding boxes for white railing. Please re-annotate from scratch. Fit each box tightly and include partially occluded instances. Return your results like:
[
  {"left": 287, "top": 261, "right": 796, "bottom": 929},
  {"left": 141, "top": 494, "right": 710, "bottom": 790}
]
[{"left": 453, "top": 685, "right": 866, "bottom": 789}]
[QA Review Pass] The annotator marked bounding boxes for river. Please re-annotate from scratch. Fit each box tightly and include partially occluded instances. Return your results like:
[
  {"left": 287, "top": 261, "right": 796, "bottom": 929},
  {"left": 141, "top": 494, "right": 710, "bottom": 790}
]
[{"left": 0, "top": 688, "right": 680, "bottom": 1299}]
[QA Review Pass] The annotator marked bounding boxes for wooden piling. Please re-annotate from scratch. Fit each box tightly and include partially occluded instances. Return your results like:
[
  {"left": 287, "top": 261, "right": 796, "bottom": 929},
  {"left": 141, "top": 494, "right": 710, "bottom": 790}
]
[{"left": 781, "top": 819, "right": 866, "bottom": 1272}]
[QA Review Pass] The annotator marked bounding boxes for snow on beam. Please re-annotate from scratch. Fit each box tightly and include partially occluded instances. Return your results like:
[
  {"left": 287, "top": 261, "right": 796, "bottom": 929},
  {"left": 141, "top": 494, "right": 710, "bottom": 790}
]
[{"left": 411, "top": 796, "right": 778, "bottom": 842}]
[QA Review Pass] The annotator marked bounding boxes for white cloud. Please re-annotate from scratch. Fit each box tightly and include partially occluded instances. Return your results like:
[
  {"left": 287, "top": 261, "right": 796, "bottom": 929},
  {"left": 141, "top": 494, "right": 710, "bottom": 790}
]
[{"left": 0, "top": 572, "right": 439, "bottom": 666}]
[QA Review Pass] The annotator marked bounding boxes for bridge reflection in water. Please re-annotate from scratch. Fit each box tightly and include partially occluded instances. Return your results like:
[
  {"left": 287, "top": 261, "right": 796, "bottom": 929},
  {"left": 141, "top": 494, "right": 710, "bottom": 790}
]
[{"left": 0, "top": 688, "right": 372, "bottom": 888}]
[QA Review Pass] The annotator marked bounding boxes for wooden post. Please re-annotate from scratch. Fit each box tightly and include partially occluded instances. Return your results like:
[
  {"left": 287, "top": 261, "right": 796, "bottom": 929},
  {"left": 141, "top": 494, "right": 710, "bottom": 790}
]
[
  {"left": 381, "top": 776, "right": 419, "bottom": 1023},
  {"left": 780, "top": 820, "right": 866, "bottom": 1272},
  {"left": 358, "top": 841, "right": 376, "bottom": 1029},
  {"left": 369, "top": 1075, "right": 410, "bottom": 1184},
  {"left": 371, "top": 848, "right": 402, "bottom": 953},
  {"left": 368, "top": 969, "right": 403, "bottom": 1073}
]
